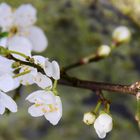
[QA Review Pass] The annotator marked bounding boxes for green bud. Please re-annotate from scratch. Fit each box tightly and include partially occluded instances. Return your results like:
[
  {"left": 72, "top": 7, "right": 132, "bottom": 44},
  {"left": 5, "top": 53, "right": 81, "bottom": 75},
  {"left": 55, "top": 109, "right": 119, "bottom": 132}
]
[{"left": 0, "top": 46, "right": 9, "bottom": 55}]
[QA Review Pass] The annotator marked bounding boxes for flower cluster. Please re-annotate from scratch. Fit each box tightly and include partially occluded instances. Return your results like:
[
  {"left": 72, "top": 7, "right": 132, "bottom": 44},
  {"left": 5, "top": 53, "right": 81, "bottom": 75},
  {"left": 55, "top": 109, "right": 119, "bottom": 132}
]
[
  {"left": 0, "top": 49, "right": 62, "bottom": 125},
  {"left": 83, "top": 99, "right": 113, "bottom": 139},
  {"left": 83, "top": 111, "right": 113, "bottom": 139},
  {"left": 0, "top": 3, "right": 62, "bottom": 125}
]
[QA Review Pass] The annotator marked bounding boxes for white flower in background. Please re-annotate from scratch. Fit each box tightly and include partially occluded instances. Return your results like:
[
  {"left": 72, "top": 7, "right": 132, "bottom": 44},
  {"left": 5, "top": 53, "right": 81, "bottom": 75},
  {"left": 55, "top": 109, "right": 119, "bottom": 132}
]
[
  {"left": 83, "top": 112, "right": 96, "bottom": 125},
  {"left": 94, "top": 113, "right": 113, "bottom": 139},
  {"left": 112, "top": 26, "right": 131, "bottom": 44},
  {"left": 97, "top": 45, "right": 111, "bottom": 57},
  {"left": 0, "top": 3, "right": 48, "bottom": 54},
  {"left": 0, "top": 91, "right": 17, "bottom": 114},
  {"left": 26, "top": 90, "right": 62, "bottom": 125}
]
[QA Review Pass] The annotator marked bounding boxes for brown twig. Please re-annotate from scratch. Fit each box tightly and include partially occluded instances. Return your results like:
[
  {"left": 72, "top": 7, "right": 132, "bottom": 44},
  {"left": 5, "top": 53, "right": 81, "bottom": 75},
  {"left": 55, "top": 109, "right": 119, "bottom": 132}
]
[
  {"left": 59, "top": 74, "right": 138, "bottom": 96},
  {"left": 62, "top": 54, "right": 105, "bottom": 72},
  {"left": 7, "top": 54, "right": 139, "bottom": 96}
]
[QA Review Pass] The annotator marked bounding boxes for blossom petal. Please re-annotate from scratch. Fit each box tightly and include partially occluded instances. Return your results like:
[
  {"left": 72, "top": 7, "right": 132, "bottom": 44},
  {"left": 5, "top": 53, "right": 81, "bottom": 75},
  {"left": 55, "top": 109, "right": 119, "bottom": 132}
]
[
  {"left": 51, "top": 61, "right": 60, "bottom": 80},
  {"left": 0, "top": 3, "right": 13, "bottom": 31},
  {"left": 26, "top": 90, "right": 55, "bottom": 104},
  {"left": 0, "top": 101, "right": 5, "bottom": 115},
  {"left": 32, "top": 55, "right": 46, "bottom": 67},
  {"left": 44, "top": 59, "right": 53, "bottom": 77},
  {"left": 44, "top": 96, "right": 62, "bottom": 125},
  {"left": 8, "top": 36, "right": 32, "bottom": 60},
  {"left": 14, "top": 4, "right": 37, "bottom": 27},
  {"left": 44, "top": 111, "right": 61, "bottom": 125},
  {"left": 13, "top": 78, "right": 20, "bottom": 89},
  {"left": 0, "top": 37, "right": 8, "bottom": 48},
  {"left": 33, "top": 72, "right": 52, "bottom": 89},
  {"left": 0, "top": 56, "right": 14, "bottom": 75},
  {"left": 28, "top": 104, "right": 44, "bottom": 117},
  {"left": 55, "top": 96, "right": 62, "bottom": 118},
  {"left": 27, "top": 26, "right": 48, "bottom": 52},
  {"left": 0, "top": 74, "right": 15, "bottom": 92},
  {"left": 97, "top": 113, "right": 113, "bottom": 133},
  {"left": 0, "top": 91, "right": 17, "bottom": 112},
  {"left": 95, "top": 129, "right": 106, "bottom": 139},
  {"left": 18, "top": 66, "right": 37, "bottom": 85}
]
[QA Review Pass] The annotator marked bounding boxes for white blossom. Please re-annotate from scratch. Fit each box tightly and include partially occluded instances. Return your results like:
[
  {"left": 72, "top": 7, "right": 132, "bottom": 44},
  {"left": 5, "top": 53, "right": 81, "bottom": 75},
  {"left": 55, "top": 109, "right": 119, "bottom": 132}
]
[
  {"left": 33, "top": 72, "right": 52, "bottom": 89},
  {"left": 18, "top": 66, "right": 37, "bottom": 85},
  {"left": 0, "top": 56, "right": 14, "bottom": 75},
  {"left": 26, "top": 90, "right": 62, "bottom": 125},
  {"left": 0, "top": 91, "right": 17, "bottom": 114},
  {"left": 44, "top": 59, "right": 60, "bottom": 80},
  {"left": 98, "top": 45, "right": 111, "bottom": 57},
  {"left": 94, "top": 113, "right": 113, "bottom": 139},
  {"left": 0, "top": 56, "right": 20, "bottom": 90},
  {"left": 112, "top": 26, "right": 131, "bottom": 43},
  {"left": 33, "top": 55, "right": 60, "bottom": 80},
  {"left": 0, "top": 3, "right": 48, "bottom": 53},
  {"left": 0, "top": 74, "right": 15, "bottom": 92},
  {"left": 33, "top": 55, "right": 46, "bottom": 67}
]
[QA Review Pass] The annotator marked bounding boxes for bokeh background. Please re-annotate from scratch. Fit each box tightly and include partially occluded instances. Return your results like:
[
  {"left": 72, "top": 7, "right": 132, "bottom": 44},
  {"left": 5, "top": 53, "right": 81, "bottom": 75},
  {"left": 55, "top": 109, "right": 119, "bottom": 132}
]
[{"left": 0, "top": 0, "right": 140, "bottom": 140}]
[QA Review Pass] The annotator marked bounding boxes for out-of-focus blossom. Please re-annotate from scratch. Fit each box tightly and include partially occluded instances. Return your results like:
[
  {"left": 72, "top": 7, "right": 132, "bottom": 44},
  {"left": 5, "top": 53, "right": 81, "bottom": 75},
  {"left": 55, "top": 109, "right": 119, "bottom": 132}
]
[
  {"left": 112, "top": 26, "right": 131, "bottom": 44},
  {"left": 97, "top": 45, "right": 111, "bottom": 57}
]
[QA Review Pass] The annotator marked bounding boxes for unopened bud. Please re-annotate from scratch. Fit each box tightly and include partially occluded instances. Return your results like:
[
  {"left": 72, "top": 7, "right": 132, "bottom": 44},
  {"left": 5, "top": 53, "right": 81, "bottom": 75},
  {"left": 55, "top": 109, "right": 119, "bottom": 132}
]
[
  {"left": 12, "top": 61, "right": 21, "bottom": 68},
  {"left": 83, "top": 112, "right": 96, "bottom": 125},
  {"left": 112, "top": 26, "right": 131, "bottom": 44},
  {"left": 0, "top": 46, "right": 9, "bottom": 55},
  {"left": 97, "top": 45, "right": 111, "bottom": 57}
]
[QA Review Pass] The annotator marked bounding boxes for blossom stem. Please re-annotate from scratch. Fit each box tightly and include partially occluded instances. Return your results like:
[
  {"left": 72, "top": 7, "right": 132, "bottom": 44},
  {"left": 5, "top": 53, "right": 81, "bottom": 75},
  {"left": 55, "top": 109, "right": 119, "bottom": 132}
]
[
  {"left": 62, "top": 54, "right": 105, "bottom": 72},
  {"left": 106, "top": 103, "right": 110, "bottom": 114},
  {"left": 94, "top": 101, "right": 101, "bottom": 114},
  {"left": 53, "top": 80, "right": 57, "bottom": 90},
  {"left": 52, "top": 80, "right": 58, "bottom": 95},
  {"left": 13, "top": 70, "right": 31, "bottom": 78},
  {"left": 9, "top": 50, "right": 29, "bottom": 59}
]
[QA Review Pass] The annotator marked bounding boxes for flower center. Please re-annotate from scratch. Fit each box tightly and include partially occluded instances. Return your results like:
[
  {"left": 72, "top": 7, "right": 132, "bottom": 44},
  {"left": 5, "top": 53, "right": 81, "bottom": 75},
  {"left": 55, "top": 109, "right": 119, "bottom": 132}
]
[
  {"left": 41, "top": 104, "right": 58, "bottom": 113},
  {"left": 9, "top": 26, "right": 18, "bottom": 37}
]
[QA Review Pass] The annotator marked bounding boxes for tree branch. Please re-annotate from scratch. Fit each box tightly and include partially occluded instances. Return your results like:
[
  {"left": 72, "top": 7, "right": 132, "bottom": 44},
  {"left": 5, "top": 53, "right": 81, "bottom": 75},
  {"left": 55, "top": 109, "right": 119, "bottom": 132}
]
[
  {"left": 59, "top": 74, "right": 138, "bottom": 96},
  {"left": 7, "top": 54, "right": 139, "bottom": 96}
]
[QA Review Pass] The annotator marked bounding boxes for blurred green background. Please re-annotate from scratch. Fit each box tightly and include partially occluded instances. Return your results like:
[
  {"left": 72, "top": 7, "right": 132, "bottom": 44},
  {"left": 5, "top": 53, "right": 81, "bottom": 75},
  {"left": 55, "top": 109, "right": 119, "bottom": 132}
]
[{"left": 0, "top": 0, "right": 140, "bottom": 139}]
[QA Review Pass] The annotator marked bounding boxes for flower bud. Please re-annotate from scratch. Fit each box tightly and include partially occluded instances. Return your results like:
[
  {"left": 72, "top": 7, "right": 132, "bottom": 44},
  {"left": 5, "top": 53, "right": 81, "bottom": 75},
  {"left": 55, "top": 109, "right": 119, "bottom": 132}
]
[
  {"left": 83, "top": 112, "right": 96, "bottom": 125},
  {"left": 0, "top": 46, "right": 9, "bottom": 55},
  {"left": 112, "top": 26, "right": 131, "bottom": 44},
  {"left": 94, "top": 113, "right": 113, "bottom": 139},
  {"left": 97, "top": 45, "right": 111, "bottom": 57}
]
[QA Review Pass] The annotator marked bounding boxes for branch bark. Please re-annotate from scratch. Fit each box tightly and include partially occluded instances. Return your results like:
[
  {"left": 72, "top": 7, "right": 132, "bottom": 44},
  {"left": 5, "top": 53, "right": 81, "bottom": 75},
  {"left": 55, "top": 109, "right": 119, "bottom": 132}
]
[
  {"left": 59, "top": 74, "right": 138, "bottom": 96},
  {"left": 7, "top": 54, "right": 139, "bottom": 96}
]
